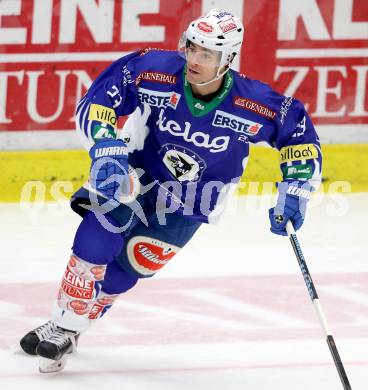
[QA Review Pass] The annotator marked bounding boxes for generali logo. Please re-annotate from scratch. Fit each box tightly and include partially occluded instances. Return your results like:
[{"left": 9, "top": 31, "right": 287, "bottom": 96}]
[
  {"left": 234, "top": 97, "right": 276, "bottom": 120},
  {"left": 137, "top": 71, "right": 177, "bottom": 85}
]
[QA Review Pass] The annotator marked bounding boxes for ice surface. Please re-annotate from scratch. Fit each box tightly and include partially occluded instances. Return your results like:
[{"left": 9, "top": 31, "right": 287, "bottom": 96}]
[{"left": 1, "top": 193, "right": 367, "bottom": 389}]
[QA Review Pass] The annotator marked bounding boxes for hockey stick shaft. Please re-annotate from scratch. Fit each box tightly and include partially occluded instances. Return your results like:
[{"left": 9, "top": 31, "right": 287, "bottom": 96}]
[{"left": 286, "top": 221, "right": 351, "bottom": 390}]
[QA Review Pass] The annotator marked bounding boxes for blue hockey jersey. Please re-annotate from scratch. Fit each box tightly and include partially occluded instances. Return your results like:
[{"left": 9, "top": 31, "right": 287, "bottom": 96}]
[{"left": 75, "top": 49, "right": 322, "bottom": 223}]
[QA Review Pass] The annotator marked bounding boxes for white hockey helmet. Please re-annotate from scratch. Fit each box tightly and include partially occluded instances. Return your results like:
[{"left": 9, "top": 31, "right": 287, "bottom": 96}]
[{"left": 181, "top": 8, "right": 244, "bottom": 68}]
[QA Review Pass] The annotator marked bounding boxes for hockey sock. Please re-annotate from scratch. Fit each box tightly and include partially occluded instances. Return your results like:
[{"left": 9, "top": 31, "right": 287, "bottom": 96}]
[
  {"left": 52, "top": 254, "right": 107, "bottom": 332},
  {"left": 87, "top": 260, "right": 139, "bottom": 320},
  {"left": 52, "top": 211, "right": 125, "bottom": 332}
]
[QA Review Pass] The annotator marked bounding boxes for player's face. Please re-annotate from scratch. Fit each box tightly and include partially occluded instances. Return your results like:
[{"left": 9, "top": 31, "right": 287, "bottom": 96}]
[{"left": 185, "top": 42, "right": 221, "bottom": 84}]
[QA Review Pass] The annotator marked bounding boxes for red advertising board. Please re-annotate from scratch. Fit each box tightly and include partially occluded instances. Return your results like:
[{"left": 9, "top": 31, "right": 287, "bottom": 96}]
[{"left": 0, "top": 0, "right": 367, "bottom": 133}]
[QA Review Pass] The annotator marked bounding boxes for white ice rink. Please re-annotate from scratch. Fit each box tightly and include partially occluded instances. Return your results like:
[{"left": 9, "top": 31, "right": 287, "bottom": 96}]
[{"left": 1, "top": 193, "right": 367, "bottom": 389}]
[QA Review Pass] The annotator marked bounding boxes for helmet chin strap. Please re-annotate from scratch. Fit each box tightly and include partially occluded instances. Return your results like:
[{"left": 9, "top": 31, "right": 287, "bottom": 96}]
[
  {"left": 189, "top": 65, "right": 230, "bottom": 86},
  {"left": 188, "top": 53, "right": 235, "bottom": 87}
]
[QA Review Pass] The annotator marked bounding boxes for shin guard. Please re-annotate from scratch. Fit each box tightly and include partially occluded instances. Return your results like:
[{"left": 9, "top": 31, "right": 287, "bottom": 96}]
[{"left": 52, "top": 254, "right": 107, "bottom": 332}]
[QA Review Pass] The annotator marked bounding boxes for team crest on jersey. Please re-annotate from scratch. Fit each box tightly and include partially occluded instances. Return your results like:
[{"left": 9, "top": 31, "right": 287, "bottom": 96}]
[
  {"left": 160, "top": 144, "right": 206, "bottom": 182},
  {"left": 212, "top": 110, "right": 263, "bottom": 136}
]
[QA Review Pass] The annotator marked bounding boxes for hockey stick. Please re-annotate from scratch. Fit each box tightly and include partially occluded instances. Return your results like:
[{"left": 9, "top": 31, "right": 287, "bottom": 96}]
[{"left": 286, "top": 221, "right": 352, "bottom": 390}]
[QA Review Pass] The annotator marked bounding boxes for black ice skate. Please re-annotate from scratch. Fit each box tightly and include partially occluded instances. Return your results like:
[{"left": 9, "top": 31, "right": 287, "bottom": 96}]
[
  {"left": 36, "top": 327, "right": 79, "bottom": 373},
  {"left": 20, "top": 320, "right": 58, "bottom": 355}
]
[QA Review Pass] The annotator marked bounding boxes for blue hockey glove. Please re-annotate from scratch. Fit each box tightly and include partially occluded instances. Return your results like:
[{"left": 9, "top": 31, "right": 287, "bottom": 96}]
[
  {"left": 269, "top": 181, "right": 311, "bottom": 236},
  {"left": 89, "top": 139, "right": 129, "bottom": 201}
]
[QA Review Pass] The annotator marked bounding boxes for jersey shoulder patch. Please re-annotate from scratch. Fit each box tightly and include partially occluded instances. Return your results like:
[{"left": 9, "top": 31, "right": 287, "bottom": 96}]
[
  {"left": 137, "top": 48, "right": 183, "bottom": 66},
  {"left": 139, "top": 47, "right": 176, "bottom": 56},
  {"left": 133, "top": 49, "right": 185, "bottom": 86},
  {"left": 232, "top": 71, "right": 300, "bottom": 121}
]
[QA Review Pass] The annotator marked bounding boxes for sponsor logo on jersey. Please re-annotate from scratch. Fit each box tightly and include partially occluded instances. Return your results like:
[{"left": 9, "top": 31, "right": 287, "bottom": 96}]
[
  {"left": 218, "top": 18, "right": 237, "bottom": 34},
  {"left": 139, "top": 47, "right": 172, "bottom": 56},
  {"left": 62, "top": 266, "right": 95, "bottom": 300},
  {"left": 167, "top": 92, "right": 181, "bottom": 109},
  {"left": 138, "top": 88, "right": 180, "bottom": 109},
  {"left": 194, "top": 102, "right": 205, "bottom": 110},
  {"left": 280, "top": 144, "right": 318, "bottom": 163},
  {"left": 160, "top": 144, "right": 206, "bottom": 182},
  {"left": 212, "top": 110, "right": 263, "bottom": 136},
  {"left": 88, "top": 104, "right": 117, "bottom": 128},
  {"left": 197, "top": 21, "right": 214, "bottom": 33},
  {"left": 283, "top": 164, "right": 313, "bottom": 180},
  {"left": 280, "top": 96, "right": 294, "bottom": 125},
  {"left": 234, "top": 97, "right": 276, "bottom": 120},
  {"left": 122, "top": 65, "right": 135, "bottom": 86},
  {"left": 136, "top": 71, "right": 177, "bottom": 85},
  {"left": 127, "top": 236, "right": 180, "bottom": 276},
  {"left": 157, "top": 109, "right": 229, "bottom": 153},
  {"left": 92, "top": 123, "right": 116, "bottom": 141}
]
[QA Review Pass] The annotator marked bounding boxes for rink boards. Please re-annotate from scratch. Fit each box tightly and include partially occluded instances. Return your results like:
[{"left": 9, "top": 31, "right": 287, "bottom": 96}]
[{"left": 0, "top": 144, "right": 367, "bottom": 202}]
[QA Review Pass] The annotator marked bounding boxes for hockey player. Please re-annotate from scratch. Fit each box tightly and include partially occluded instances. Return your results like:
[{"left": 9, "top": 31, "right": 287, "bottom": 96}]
[{"left": 20, "top": 9, "right": 322, "bottom": 373}]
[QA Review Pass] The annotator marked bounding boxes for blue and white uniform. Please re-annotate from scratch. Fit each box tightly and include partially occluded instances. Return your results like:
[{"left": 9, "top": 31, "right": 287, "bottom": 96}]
[
  {"left": 22, "top": 10, "right": 323, "bottom": 371},
  {"left": 75, "top": 49, "right": 322, "bottom": 223},
  {"left": 71, "top": 48, "right": 322, "bottom": 278}
]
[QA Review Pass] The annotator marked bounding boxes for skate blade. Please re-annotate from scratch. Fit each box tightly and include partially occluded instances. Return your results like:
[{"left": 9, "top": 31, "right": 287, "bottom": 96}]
[{"left": 39, "top": 355, "right": 67, "bottom": 373}]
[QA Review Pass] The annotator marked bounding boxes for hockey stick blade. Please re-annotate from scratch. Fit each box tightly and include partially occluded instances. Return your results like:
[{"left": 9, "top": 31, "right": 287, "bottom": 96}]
[{"left": 326, "top": 336, "right": 351, "bottom": 390}]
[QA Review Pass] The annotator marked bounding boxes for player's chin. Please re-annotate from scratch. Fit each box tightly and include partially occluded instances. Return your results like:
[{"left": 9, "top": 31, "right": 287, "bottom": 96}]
[{"left": 186, "top": 71, "right": 199, "bottom": 83}]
